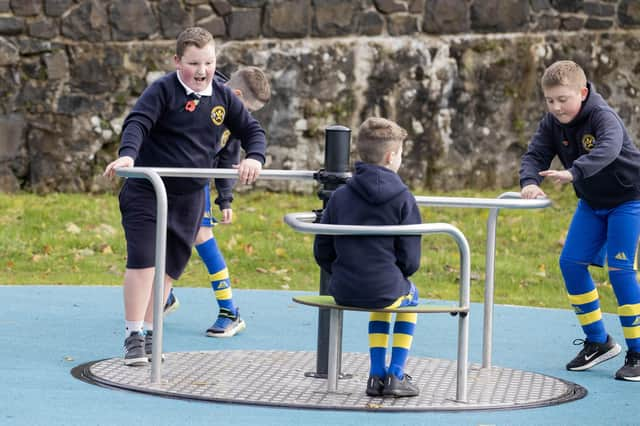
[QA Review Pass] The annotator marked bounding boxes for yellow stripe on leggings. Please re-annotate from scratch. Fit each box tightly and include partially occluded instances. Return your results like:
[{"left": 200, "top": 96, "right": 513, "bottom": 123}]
[
  {"left": 618, "top": 303, "right": 640, "bottom": 317},
  {"left": 567, "top": 288, "right": 599, "bottom": 305},
  {"left": 622, "top": 325, "right": 640, "bottom": 339},
  {"left": 369, "top": 333, "right": 389, "bottom": 348},
  {"left": 392, "top": 333, "right": 414, "bottom": 349},
  {"left": 209, "top": 268, "right": 229, "bottom": 282}
]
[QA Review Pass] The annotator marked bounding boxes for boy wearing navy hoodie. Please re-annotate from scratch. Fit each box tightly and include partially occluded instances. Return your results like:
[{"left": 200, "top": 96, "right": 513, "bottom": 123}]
[
  {"left": 314, "top": 117, "right": 423, "bottom": 397},
  {"left": 520, "top": 60, "right": 640, "bottom": 381}
]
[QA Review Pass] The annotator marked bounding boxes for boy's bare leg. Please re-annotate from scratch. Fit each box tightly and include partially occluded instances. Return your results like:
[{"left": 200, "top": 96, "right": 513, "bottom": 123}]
[
  {"left": 143, "top": 274, "right": 173, "bottom": 323},
  {"left": 122, "top": 267, "right": 155, "bottom": 365},
  {"left": 124, "top": 267, "right": 155, "bottom": 322}
]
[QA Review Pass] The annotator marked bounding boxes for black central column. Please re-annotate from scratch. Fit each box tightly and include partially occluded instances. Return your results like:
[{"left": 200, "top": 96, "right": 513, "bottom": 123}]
[{"left": 311, "top": 125, "right": 351, "bottom": 377}]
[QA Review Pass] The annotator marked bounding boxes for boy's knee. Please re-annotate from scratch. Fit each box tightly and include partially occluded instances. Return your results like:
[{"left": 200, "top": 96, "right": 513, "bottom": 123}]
[{"left": 559, "top": 255, "right": 589, "bottom": 271}]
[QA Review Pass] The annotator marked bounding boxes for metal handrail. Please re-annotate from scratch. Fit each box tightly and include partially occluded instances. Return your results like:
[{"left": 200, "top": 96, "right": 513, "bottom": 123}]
[
  {"left": 415, "top": 192, "right": 551, "bottom": 367},
  {"left": 284, "top": 212, "right": 471, "bottom": 402},
  {"left": 116, "top": 167, "right": 317, "bottom": 383},
  {"left": 116, "top": 165, "right": 551, "bottom": 380}
]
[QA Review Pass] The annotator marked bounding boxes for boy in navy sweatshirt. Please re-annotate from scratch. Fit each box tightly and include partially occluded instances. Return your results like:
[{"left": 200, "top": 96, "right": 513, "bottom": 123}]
[
  {"left": 314, "top": 117, "right": 423, "bottom": 397},
  {"left": 103, "top": 27, "right": 266, "bottom": 366},
  {"left": 164, "top": 67, "right": 271, "bottom": 339},
  {"left": 520, "top": 60, "right": 640, "bottom": 381}
]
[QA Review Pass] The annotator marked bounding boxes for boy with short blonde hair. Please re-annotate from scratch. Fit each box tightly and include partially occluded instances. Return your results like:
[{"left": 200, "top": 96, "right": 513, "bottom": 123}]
[
  {"left": 104, "top": 27, "right": 267, "bottom": 366},
  {"left": 314, "top": 117, "right": 423, "bottom": 397},
  {"left": 520, "top": 60, "right": 640, "bottom": 381}
]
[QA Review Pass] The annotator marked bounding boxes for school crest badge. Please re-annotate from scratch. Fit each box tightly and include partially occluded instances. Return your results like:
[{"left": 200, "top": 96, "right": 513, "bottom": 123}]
[
  {"left": 220, "top": 129, "right": 231, "bottom": 148},
  {"left": 582, "top": 134, "right": 595, "bottom": 152},
  {"left": 211, "top": 106, "right": 225, "bottom": 126}
]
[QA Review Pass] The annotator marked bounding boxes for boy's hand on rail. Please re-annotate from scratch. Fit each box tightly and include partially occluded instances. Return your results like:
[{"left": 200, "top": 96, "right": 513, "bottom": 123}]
[
  {"left": 521, "top": 184, "right": 546, "bottom": 199},
  {"left": 234, "top": 158, "right": 262, "bottom": 184},
  {"left": 103, "top": 156, "right": 134, "bottom": 178},
  {"left": 539, "top": 169, "right": 573, "bottom": 184},
  {"left": 220, "top": 208, "right": 233, "bottom": 224}
]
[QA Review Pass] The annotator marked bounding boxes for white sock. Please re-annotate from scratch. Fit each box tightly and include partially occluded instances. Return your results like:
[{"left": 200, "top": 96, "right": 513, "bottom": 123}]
[
  {"left": 144, "top": 321, "right": 153, "bottom": 332},
  {"left": 125, "top": 321, "right": 144, "bottom": 338}
]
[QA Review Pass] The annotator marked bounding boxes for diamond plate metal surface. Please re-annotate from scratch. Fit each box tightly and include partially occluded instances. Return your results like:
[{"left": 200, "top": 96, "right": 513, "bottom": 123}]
[{"left": 81, "top": 350, "right": 585, "bottom": 411}]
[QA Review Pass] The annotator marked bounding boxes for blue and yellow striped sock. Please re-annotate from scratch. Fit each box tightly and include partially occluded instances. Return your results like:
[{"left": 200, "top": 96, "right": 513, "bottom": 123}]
[
  {"left": 388, "top": 312, "right": 417, "bottom": 379},
  {"left": 610, "top": 269, "right": 640, "bottom": 352},
  {"left": 368, "top": 312, "right": 391, "bottom": 378},
  {"left": 560, "top": 258, "right": 607, "bottom": 343},
  {"left": 196, "top": 238, "right": 236, "bottom": 315}
]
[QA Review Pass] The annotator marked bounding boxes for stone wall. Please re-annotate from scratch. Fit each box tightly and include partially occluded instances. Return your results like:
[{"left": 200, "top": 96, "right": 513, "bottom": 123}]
[{"left": 1, "top": 0, "right": 639, "bottom": 192}]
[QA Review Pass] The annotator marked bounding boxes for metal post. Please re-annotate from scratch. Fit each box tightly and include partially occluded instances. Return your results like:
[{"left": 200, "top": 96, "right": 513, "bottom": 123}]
[{"left": 313, "top": 125, "right": 351, "bottom": 377}]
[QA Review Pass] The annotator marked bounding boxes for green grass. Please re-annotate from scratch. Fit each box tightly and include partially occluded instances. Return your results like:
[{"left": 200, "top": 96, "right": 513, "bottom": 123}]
[{"left": 0, "top": 184, "right": 617, "bottom": 312}]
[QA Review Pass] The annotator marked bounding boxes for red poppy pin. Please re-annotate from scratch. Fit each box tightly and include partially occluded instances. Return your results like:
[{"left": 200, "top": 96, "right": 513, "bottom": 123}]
[{"left": 185, "top": 99, "right": 199, "bottom": 112}]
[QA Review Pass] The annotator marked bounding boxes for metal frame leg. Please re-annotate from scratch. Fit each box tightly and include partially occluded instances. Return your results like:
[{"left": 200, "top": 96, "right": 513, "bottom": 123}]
[{"left": 327, "top": 308, "right": 343, "bottom": 392}]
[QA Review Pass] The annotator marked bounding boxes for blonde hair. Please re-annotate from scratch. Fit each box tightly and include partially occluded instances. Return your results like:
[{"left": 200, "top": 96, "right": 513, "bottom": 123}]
[
  {"left": 176, "top": 27, "right": 214, "bottom": 58},
  {"left": 541, "top": 60, "right": 587, "bottom": 91},
  {"left": 356, "top": 117, "right": 407, "bottom": 165}
]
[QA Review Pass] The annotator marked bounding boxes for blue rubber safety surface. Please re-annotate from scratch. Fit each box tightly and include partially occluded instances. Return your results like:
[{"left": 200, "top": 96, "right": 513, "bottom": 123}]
[{"left": 0, "top": 285, "right": 636, "bottom": 425}]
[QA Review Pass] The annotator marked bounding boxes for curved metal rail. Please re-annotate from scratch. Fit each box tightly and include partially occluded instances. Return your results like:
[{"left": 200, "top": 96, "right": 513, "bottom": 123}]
[
  {"left": 284, "top": 212, "right": 471, "bottom": 402},
  {"left": 415, "top": 192, "right": 551, "bottom": 367},
  {"left": 115, "top": 166, "right": 551, "bottom": 382},
  {"left": 116, "top": 167, "right": 317, "bottom": 383}
]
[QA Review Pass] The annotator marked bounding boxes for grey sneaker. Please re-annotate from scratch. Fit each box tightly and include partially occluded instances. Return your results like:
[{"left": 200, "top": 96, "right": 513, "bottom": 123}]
[
  {"left": 383, "top": 373, "right": 419, "bottom": 397},
  {"left": 615, "top": 350, "right": 640, "bottom": 381},
  {"left": 123, "top": 331, "right": 147, "bottom": 366},
  {"left": 206, "top": 308, "right": 246, "bottom": 338},
  {"left": 144, "top": 330, "right": 165, "bottom": 361},
  {"left": 566, "top": 334, "right": 621, "bottom": 371}
]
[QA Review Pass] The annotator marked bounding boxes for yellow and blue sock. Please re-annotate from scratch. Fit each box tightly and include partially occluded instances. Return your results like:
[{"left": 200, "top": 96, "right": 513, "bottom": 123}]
[
  {"left": 610, "top": 269, "right": 640, "bottom": 352},
  {"left": 388, "top": 312, "right": 417, "bottom": 379},
  {"left": 196, "top": 238, "right": 236, "bottom": 315},
  {"left": 560, "top": 257, "right": 607, "bottom": 343},
  {"left": 368, "top": 312, "right": 391, "bottom": 378}
]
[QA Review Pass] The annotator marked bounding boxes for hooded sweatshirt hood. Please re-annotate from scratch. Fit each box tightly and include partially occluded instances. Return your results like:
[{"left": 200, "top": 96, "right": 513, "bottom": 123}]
[{"left": 347, "top": 161, "right": 409, "bottom": 205}]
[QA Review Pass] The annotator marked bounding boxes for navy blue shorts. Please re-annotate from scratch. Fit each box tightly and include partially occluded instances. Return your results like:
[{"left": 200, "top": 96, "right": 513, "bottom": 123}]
[{"left": 119, "top": 180, "right": 205, "bottom": 280}]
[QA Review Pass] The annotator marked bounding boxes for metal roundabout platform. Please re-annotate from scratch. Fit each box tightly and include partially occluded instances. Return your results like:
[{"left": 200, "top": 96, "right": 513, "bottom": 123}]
[{"left": 73, "top": 350, "right": 586, "bottom": 412}]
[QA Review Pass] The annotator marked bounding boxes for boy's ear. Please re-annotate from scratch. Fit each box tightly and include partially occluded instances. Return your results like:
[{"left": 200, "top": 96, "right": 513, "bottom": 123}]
[
  {"left": 233, "top": 89, "right": 243, "bottom": 98},
  {"left": 383, "top": 150, "right": 393, "bottom": 165},
  {"left": 580, "top": 86, "right": 588, "bottom": 100}
]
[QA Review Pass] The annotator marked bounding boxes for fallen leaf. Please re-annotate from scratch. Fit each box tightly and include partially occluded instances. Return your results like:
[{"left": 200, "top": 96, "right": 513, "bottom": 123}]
[
  {"left": 243, "top": 244, "right": 254, "bottom": 255},
  {"left": 256, "top": 267, "right": 268, "bottom": 273},
  {"left": 100, "top": 244, "right": 113, "bottom": 254},
  {"left": 275, "top": 247, "right": 286, "bottom": 257},
  {"left": 66, "top": 223, "right": 81, "bottom": 234},
  {"left": 96, "top": 223, "right": 116, "bottom": 235}
]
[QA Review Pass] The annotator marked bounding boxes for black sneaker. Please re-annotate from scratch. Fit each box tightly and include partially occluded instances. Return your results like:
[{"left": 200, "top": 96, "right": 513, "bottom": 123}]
[
  {"left": 566, "top": 334, "right": 621, "bottom": 371},
  {"left": 365, "top": 375, "right": 385, "bottom": 397},
  {"left": 123, "top": 331, "right": 147, "bottom": 366},
  {"left": 615, "top": 350, "right": 640, "bottom": 381},
  {"left": 144, "top": 330, "right": 165, "bottom": 362},
  {"left": 163, "top": 290, "right": 180, "bottom": 317},
  {"left": 382, "top": 373, "right": 419, "bottom": 397}
]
